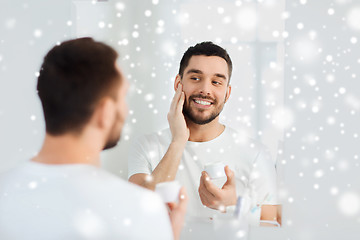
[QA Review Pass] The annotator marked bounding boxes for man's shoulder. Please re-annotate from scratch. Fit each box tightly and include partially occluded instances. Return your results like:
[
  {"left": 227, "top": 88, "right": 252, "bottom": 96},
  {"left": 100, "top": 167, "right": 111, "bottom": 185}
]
[
  {"left": 224, "top": 126, "right": 268, "bottom": 152},
  {"left": 0, "top": 162, "right": 34, "bottom": 183}
]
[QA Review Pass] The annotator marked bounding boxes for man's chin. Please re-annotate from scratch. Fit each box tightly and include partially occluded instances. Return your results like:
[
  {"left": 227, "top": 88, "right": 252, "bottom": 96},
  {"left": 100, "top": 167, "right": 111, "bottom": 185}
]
[
  {"left": 186, "top": 113, "right": 217, "bottom": 125},
  {"left": 184, "top": 104, "right": 222, "bottom": 125}
]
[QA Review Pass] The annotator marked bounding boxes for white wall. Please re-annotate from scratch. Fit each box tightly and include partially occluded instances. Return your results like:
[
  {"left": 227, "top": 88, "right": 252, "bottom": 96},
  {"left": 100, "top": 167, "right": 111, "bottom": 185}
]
[
  {"left": 0, "top": 0, "right": 73, "bottom": 172},
  {"left": 279, "top": 0, "right": 360, "bottom": 239}
]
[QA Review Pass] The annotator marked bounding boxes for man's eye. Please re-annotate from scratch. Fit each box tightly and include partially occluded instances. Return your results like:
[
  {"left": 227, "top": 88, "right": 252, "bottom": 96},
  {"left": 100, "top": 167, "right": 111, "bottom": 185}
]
[
  {"left": 212, "top": 81, "right": 221, "bottom": 85},
  {"left": 191, "top": 77, "right": 200, "bottom": 81}
]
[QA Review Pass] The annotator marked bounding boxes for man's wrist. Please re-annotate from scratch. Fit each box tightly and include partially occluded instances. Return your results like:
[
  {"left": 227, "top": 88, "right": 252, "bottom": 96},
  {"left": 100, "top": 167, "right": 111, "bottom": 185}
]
[{"left": 170, "top": 139, "right": 187, "bottom": 148}]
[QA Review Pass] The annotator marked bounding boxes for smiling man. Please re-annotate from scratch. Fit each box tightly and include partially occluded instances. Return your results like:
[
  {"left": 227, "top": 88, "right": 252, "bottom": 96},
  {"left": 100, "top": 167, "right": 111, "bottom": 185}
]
[{"left": 128, "top": 42, "right": 279, "bottom": 225}]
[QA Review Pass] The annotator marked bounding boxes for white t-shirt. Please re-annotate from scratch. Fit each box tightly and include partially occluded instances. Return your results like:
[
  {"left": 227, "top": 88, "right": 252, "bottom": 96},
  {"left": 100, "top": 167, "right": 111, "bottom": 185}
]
[
  {"left": 128, "top": 127, "right": 278, "bottom": 220},
  {"left": 0, "top": 161, "right": 173, "bottom": 240}
]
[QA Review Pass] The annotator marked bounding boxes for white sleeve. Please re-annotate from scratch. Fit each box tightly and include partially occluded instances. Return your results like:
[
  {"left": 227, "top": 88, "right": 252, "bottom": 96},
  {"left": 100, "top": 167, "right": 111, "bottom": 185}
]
[
  {"left": 127, "top": 136, "right": 153, "bottom": 179},
  {"left": 249, "top": 148, "right": 278, "bottom": 205}
]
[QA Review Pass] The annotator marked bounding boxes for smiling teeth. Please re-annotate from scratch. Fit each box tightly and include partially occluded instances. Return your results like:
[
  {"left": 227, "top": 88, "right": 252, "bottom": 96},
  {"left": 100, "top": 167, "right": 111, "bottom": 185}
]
[{"left": 195, "top": 100, "right": 211, "bottom": 105}]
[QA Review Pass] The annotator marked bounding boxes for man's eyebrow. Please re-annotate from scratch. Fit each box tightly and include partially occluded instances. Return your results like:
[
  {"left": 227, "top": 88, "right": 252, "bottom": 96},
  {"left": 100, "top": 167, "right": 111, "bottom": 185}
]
[
  {"left": 186, "top": 69, "right": 203, "bottom": 75},
  {"left": 214, "top": 73, "right": 227, "bottom": 80},
  {"left": 186, "top": 69, "right": 228, "bottom": 81}
]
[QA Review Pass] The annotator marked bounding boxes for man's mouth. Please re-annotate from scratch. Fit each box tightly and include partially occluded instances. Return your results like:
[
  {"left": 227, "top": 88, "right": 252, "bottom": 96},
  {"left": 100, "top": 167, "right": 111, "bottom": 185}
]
[
  {"left": 191, "top": 97, "right": 215, "bottom": 109},
  {"left": 193, "top": 99, "right": 212, "bottom": 106}
]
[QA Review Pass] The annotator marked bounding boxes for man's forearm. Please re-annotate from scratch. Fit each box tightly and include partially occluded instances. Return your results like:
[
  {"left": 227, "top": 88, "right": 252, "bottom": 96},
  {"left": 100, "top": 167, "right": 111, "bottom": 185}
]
[
  {"left": 143, "top": 141, "right": 186, "bottom": 190},
  {"left": 134, "top": 82, "right": 189, "bottom": 191}
]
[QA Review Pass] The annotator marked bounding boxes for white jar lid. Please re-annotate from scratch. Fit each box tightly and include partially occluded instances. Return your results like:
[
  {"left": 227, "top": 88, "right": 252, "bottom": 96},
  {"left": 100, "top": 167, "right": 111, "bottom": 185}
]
[
  {"left": 204, "top": 162, "right": 226, "bottom": 179},
  {"left": 155, "top": 180, "right": 181, "bottom": 203}
]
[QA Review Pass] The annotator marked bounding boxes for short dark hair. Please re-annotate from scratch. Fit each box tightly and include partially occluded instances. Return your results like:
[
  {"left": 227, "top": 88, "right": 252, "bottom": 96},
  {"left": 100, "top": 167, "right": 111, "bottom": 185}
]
[
  {"left": 37, "top": 38, "right": 120, "bottom": 135},
  {"left": 178, "top": 41, "right": 233, "bottom": 81}
]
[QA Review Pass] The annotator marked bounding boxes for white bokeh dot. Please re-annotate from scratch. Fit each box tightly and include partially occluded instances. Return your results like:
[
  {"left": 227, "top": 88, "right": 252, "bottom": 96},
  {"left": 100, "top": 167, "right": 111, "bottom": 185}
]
[
  {"left": 132, "top": 31, "right": 139, "bottom": 38},
  {"left": 338, "top": 192, "right": 360, "bottom": 216},
  {"left": 272, "top": 31, "right": 280, "bottom": 38},
  {"left": 98, "top": 21, "right": 105, "bottom": 28},
  {"left": 115, "top": 2, "right": 125, "bottom": 11},
  {"left": 330, "top": 187, "right": 339, "bottom": 196},
  {"left": 326, "top": 74, "right": 335, "bottom": 83},
  {"left": 327, "top": 116, "right": 336, "bottom": 125},
  {"left": 346, "top": 7, "right": 360, "bottom": 31},
  {"left": 312, "top": 105, "right": 319, "bottom": 113},
  {"left": 272, "top": 107, "right": 294, "bottom": 129},
  {"left": 123, "top": 218, "right": 132, "bottom": 226},
  {"left": 339, "top": 87, "right": 346, "bottom": 94},
  {"left": 144, "top": 10, "right": 152, "bottom": 17},
  {"left": 350, "top": 37, "right": 357, "bottom": 44},
  {"left": 28, "top": 181, "right": 38, "bottom": 189},
  {"left": 294, "top": 88, "right": 301, "bottom": 94},
  {"left": 158, "top": 20, "right": 165, "bottom": 26},
  {"left": 33, "top": 29, "right": 42, "bottom": 38},
  {"left": 314, "top": 169, "right": 324, "bottom": 178},
  {"left": 236, "top": 230, "right": 246, "bottom": 238}
]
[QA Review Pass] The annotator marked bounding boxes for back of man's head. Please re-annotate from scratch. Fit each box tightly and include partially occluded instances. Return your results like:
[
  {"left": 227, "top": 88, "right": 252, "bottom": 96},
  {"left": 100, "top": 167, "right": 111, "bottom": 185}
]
[
  {"left": 178, "top": 41, "right": 233, "bottom": 81},
  {"left": 37, "top": 38, "right": 120, "bottom": 136}
]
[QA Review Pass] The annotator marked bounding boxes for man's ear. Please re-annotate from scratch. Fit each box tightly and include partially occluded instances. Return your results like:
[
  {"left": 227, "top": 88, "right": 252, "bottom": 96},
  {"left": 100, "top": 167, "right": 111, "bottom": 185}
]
[
  {"left": 94, "top": 97, "right": 116, "bottom": 130},
  {"left": 225, "top": 84, "right": 232, "bottom": 103},
  {"left": 174, "top": 74, "right": 181, "bottom": 91}
]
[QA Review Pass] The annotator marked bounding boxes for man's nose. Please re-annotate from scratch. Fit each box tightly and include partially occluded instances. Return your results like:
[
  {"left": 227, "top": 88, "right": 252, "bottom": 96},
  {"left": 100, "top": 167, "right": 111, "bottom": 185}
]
[{"left": 198, "top": 79, "right": 212, "bottom": 95}]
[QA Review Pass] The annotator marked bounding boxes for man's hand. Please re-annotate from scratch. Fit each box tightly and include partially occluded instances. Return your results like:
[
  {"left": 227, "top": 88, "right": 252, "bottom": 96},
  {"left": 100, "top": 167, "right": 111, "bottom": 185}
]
[
  {"left": 167, "top": 83, "right": 189, "bottom": 145},
  {"left": 167, "top": 187, "right": 188, "bottom": 240},
  {"left": 198, "top": 165, "right": 237, "bottom": 211}
]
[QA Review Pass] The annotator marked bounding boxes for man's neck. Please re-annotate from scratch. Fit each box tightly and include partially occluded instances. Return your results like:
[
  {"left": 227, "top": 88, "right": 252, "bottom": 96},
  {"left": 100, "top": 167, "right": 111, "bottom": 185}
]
[
  {"left": 186, "top": 118, "right": 225, "bottom": 142},
  {"left": 32, "top": 133, "right": 101, "bottom": 166}
]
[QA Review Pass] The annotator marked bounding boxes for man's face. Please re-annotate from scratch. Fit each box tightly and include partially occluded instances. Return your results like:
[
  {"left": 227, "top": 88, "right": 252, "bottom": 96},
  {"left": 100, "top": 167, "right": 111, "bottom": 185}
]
[
  {"left": 179, "top": 55, "right": 231, "bottom": 125},
  {"left": 103, "top": 66, "right": 129, "bottom": 150}
]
